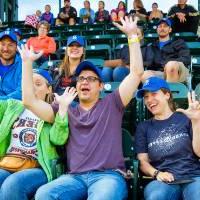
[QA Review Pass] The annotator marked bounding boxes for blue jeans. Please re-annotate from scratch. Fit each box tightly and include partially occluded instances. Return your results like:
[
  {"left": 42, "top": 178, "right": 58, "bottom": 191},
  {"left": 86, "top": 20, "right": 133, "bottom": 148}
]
[
  {"left": 144, "top": 177, "right": 200, "bottom": 200},
  {"left": 0, "top": 168, "right": 47, "bottom": 200},
  {"left": 101, "top": 67, "right": 129, "bottom": 82},
  {"left": 35, "top": 170, "right": 128, "bottom": 200}
]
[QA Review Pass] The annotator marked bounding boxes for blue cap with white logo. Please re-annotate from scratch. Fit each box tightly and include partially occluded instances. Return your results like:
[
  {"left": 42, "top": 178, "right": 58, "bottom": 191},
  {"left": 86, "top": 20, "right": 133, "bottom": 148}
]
[
  {"left": 75, "top": 60, "right": 103, "bottom": 82},
  {"left": 67, "top": 35, "right": 85, "bottom": 47},
  {"left": 0, "top": 31, "right": 17, "bottom": 43},
  {"left": 33, "top": 69, "right": 53, "bottom": 85},
  {"left": 136, "top": 77, "right": 170, "bottom": 99},
  {"left": 157, "top": 18, "right": 172, "bottom": 27}
]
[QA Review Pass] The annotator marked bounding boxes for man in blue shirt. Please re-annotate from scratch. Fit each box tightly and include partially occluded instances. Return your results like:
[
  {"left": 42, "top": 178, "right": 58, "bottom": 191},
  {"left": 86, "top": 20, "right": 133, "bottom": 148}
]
[{"left": 0, "top": 30, "right": 22, "bottom": 100}]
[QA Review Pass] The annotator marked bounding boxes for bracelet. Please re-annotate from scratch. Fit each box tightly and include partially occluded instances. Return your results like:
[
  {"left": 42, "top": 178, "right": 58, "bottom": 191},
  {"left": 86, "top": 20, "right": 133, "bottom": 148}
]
[
  {"left": 153, "top": 170, "right": 160, "bottom": 179},
  {"left": 128, "top": 37, "right": 140, "bottom": 44}
]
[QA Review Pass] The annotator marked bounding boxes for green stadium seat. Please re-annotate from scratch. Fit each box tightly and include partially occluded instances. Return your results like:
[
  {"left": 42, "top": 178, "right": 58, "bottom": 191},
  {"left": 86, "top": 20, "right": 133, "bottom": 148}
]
[
  {"left": 186, "top": 42, "right": 200, "bottom": 56},
  {"left": 191, "top": 56, "right": 200, "bottom": 87},
  {"left": 114, "top": 34, "right": 128, "bottom": 47},
  {"left": 86, "top": 58, "right": 104, "bottom": 68},
  {"left": 82, "top": 28, "right": 104, "bottom": 36},
  {"left": 105, "top": 27, "right": 123, "bottom": 35},
  {"left": 144, "top": 33, "right": 158, "bottom": 43},
  {"left": 86, "top": 34, "right": 114, "bottom": 48},
  {"left": 86, "top": 44, "right": 112, "bottom": 60},
  {"left": 195, "top": 83, "right": 200, "bottom": 101},
  {"left": 173, "top": 32, "right": 198, "bottom": 42},
  {"left": 40, "top": 60, "right": 61, "bottom": 70}
]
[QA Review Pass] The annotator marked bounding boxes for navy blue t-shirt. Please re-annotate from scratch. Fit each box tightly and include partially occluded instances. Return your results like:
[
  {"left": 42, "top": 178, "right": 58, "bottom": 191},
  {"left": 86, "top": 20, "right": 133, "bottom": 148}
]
[{"left": 135, "top": 112, "right": 200, "bottom": 179}]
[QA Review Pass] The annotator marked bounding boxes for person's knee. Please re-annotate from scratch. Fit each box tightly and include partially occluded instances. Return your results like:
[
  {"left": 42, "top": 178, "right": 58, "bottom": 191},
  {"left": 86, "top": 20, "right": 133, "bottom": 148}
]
[
  {"left": 101, "top": 67, "right": 113, "bottom": 82},
  {"left": 165, "top": 61, "right": 179, "bottom": 73},
  {"left": 113, "top": 66, "right": 129, "bottom": 82},
  {"left": 35, "top": 185, "right": 52, "bottom": 200}
]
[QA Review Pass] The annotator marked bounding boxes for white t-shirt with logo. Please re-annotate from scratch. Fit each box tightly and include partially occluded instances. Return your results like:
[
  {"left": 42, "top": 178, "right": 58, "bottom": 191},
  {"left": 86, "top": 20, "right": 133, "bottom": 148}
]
[{"left": 6, "top": 109, "right": 40, "bottom": 159}]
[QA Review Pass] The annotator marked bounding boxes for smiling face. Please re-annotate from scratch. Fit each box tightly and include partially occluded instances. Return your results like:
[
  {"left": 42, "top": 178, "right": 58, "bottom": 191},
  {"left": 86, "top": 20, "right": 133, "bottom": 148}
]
[
  {"left": 0, "top": 36, "right": 17, "bottom": 65},
  {"left": 144, "top": 90, "right": 171, "bottom": 116},
  {"left": 67, "top": 42, "right": 84, "bottom": 59},
  {"left": 76, "top": 70, "right": 103, "bottom": 104},
  {"left": 33, "top": 73, "right": 52, "bottom": 101},
  {"left": 157, "top": 22, "right": 172, "bottom": 39}
]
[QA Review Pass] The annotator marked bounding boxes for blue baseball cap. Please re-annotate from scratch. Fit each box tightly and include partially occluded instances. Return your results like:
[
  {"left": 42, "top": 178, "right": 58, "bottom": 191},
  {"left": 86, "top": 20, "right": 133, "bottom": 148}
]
[
  {"left": 136, "top": 77, "right": 170, "bottom": 99},
  {"left": 0, "top": 31, "right": 17, "bottom": 43},
  {"left": 75, "top": 60, "right": 103, "bottom": 82},
  {"left": 33, "top": 69, "right": 53, "bottom": 85},
  {"left": 12, "top": 28, "right": 22, "bottom": 36},
  {"left": 67, "top": 35, "right": 85, "bottom": 47},
  {"left": 157, "top": 18, "right": 172, "bottom": 27}
]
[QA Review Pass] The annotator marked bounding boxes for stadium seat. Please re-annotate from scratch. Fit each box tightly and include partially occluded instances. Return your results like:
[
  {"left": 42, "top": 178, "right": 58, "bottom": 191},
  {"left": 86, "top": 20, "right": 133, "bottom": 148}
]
[
  {"left": 86, "top": 44, "right": 112, "bottom": 60},
  {"left": 173, "top": 32, "right": 198, "bottom": 42},
  {"left": 86, "top": 58, "right": 104, "bottom": 68},
  {"left": 144, "top": 33, "right": 158, "bottom": 43},
  {"left": 186, "top": 42, "right": 200, "bottom": 56},
  {"left": 114, "top": 34, "right": 128, "bottom": 47},
  {"left": 190, "top": 56, "right": 200, "bottom": 87},
  {"left": 86, "top": 34, "right": 114, "bottom": 48},
  {"left": 82, "top": 28, "right": 104, "bottom": 36}
]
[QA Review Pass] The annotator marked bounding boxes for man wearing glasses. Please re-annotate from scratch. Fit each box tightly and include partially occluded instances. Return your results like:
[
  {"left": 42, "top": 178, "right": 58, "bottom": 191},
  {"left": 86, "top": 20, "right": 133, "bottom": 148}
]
[{"left": 21, "top": 16, "right": 144, "bottom": 200}]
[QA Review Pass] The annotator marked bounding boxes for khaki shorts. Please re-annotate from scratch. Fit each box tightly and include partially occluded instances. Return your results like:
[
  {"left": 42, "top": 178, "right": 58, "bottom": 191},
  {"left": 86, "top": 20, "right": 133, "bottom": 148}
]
[{"left": 164, "top": 62, "right": 189, "bottom": 83}]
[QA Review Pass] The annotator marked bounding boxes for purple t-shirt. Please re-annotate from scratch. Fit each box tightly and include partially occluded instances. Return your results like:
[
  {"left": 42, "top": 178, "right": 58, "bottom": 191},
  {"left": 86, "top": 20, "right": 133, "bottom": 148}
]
[{"left": 64, "top": 90, "right": 125, "bottom": 173}]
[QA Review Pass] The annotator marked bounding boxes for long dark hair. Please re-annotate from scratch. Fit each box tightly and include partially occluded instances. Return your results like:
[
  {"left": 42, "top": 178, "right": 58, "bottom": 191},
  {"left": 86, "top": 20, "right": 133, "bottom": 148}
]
[{"left": 160, "top": 88, "right": 176, "bottom": 112}]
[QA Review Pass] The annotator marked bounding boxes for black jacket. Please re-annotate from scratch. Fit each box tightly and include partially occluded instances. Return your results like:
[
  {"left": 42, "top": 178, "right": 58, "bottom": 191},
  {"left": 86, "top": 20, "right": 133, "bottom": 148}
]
[
  {"left": 57, "top": 6, "right": 77, "bottom": 23},
  {"left": 143, "top": 39, "right": 191, "bottom": 71}
]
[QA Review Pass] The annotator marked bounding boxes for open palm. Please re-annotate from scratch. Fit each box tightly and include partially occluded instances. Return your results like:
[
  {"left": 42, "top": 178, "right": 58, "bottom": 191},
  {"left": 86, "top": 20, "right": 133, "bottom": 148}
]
[
  {"left": 18, "top": 44, "right": 43, "bottom": 62},
  {"left": 113, "top": 16, "right": 138, "bottom": 37},
  {"left": 54, "top": 87, "right": 78, "bottom": 108},
  {"left": 177, "top": 92, "right": 200, "bottom": 120}
]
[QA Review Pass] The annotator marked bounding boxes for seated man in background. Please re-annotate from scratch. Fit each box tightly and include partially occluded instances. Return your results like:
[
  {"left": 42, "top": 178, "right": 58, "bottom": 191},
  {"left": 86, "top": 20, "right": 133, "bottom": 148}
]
[
  {"left": 26, "top": 20, "right": 56, "bottom": 66},
  {"left": 168, "top": 0, "right": 199, "bottom": 33},
  {"left": 0, "top": 30, "right": 22, "bottom": 100},
  {"left": 143, "top": 18, "right": 190, "bottom": 83},
  {"left": 56, "top": 0, "right": 77, "bottom": 26}
]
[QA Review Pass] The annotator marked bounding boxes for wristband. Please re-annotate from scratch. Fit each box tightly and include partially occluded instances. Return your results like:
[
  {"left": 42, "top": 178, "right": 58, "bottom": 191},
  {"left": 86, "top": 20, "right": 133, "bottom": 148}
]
[
  {"left": 128, "top": 36, "right": 140, "bottom": 44},
  {"left": 153, "top": 170, "right": 160, "bottom": 179}
]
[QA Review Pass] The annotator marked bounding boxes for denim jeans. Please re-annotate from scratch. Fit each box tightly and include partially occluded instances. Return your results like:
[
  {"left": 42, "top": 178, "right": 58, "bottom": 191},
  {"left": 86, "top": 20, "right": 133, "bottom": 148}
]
[
  {"left": 35, "top": 170, "right": 128, "bottom": 200},
  {"left": 144, "top": 176, "right": 200, "bottom": 200},
  {"left": 0, "top": 168, "right": 47, "bottom": 200},
  {"left": 101, "top": 67, "right": 129, "bottom": 82}
]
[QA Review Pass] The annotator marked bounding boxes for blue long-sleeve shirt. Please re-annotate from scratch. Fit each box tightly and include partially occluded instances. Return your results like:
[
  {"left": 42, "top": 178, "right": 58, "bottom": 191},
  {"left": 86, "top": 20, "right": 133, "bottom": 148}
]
[{"left": 0, "top": 54, "right": 22, "bottom": 100}]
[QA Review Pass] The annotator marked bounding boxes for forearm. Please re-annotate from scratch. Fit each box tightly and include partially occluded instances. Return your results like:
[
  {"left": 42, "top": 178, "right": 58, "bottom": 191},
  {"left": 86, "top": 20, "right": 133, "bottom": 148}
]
[
  {"left": 128, "top": 36, "right": 144, "bottom": 76},
  {"left": 22, "top": 60, "right": 35, "bottom": 106},
  {"left": 104, "top": 59, "right": 123, "bottom": 68},
  {"left": 192, "top": 119, "right": 200, "bottom": 157},
  {"left": 140, "top": 160, "right": 158, "bottom": 178}
]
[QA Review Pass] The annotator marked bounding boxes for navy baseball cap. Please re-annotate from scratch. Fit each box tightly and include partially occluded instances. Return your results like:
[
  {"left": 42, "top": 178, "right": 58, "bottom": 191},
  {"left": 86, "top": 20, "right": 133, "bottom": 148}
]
[
  {"left": 67, "top": 35, "right": 85, "bottom": 47},
  {"left": 75, "top": 60, "right": 103, "bottom": 82},
  {"left": 157, "top": 18, "right": 172, "bottom": 27},
  {"left": 0, "top": 31, "right": 17, "bottom": 43},
  {"left": 33, "top": 69, "right": 53, "bottom": 85},
  {"left": 136, "top": 77, "right": 170, "bottom": 99}
]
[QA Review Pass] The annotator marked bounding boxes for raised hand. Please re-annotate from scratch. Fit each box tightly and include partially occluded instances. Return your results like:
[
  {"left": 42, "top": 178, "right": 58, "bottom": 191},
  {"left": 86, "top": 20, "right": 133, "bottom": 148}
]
[
  {"left": 113, "top": 16, "right": 138, "bottom": 37},
  {"left": 17, "top": 44, "right": 43, "bottom": 62},
  {"left": 54, "top": 87, "right": 78, "bottom": 118},
  {"left": 177, "top": 91, "right": 200, "bottom": 120}
]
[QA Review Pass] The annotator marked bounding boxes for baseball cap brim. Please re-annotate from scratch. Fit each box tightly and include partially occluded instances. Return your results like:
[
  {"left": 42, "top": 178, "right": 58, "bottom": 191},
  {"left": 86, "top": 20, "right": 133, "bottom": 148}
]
[
  {"left": 75, "top": 61, "right": 103, "bottom": 81},
  {"left": 0, "top": 33, "right": 17, "bottom": 43}
]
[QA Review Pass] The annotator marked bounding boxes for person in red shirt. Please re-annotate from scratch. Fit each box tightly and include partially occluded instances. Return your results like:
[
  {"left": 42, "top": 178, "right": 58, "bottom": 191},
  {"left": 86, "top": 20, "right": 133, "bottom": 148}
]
[{"left": 26, "top": 20, "right": 56, "bottom": 66}]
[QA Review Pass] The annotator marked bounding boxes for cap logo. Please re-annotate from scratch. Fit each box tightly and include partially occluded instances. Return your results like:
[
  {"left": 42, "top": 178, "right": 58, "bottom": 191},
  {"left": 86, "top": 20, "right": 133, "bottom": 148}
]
[
  {"left": 144, "top": 79, "right": 150, "bottom": 87},
  {"left": 72, "top": 35, "right": 77, "bottom": 40},
  {"left": 5, "top": 31, "right": 10, "bottom": 35}
]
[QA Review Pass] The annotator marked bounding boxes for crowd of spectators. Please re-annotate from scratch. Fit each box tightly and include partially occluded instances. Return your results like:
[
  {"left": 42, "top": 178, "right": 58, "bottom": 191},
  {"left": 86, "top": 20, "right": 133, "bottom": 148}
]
[{"left": 0, "top": 0, "right": 200, "bottom": 200}]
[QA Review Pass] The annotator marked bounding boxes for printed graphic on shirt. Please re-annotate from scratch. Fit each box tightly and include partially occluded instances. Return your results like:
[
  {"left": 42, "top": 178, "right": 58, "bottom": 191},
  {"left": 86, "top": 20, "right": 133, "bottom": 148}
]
[
  {"left": 148, "top": 123, "right": 189, "bottom": 156},
  {"left": 6, "top": 109, "right": 39, "bottom": 159}
]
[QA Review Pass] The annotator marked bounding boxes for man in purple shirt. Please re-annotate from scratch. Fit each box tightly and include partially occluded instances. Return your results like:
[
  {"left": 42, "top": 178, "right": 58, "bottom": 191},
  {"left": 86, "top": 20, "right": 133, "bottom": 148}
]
[{"left": 20, "top": 17, "right": 144, "bottom": 200}]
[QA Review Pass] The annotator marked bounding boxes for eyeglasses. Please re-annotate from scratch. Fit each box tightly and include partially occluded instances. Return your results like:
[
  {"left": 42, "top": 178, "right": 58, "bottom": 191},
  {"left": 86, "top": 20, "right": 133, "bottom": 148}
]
[{"left": 76, "top": 76, "right": 100, "bottom": 83}]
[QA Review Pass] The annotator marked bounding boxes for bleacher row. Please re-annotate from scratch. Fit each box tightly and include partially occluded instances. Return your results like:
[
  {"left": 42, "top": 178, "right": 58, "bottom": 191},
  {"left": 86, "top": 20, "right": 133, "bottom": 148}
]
[{"left": 1, "top": 20, "right": 200, "bottom": 200}]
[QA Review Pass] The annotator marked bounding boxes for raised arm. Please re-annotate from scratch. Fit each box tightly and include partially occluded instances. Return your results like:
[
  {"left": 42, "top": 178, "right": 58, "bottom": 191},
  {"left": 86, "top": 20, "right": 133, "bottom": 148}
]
[
  {"left": 113, "top": 17, "right": 143, "bottom": 106},
  {"left": 18, "top": 45, "right": 77, "bottom": 123},
  {"left": 177, "top": 92, "right": 200, "bottom": 157}
]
